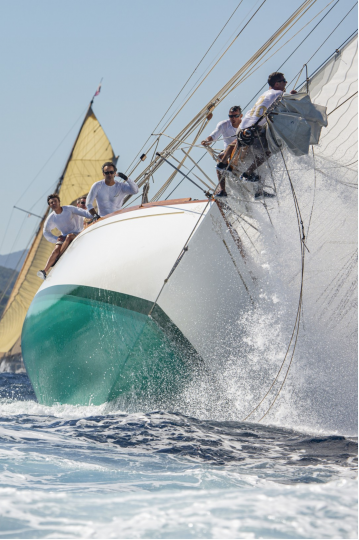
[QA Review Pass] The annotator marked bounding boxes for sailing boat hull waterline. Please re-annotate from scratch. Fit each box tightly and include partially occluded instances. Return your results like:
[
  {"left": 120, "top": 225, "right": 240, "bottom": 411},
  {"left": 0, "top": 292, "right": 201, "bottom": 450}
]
[{"left": 21, "top": 198, "right": 256, "bottom": 406}]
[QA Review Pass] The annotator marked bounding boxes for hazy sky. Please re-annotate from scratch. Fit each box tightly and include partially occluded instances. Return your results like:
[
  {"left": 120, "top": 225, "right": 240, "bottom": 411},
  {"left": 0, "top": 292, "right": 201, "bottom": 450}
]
[{"left": 0, "top": 0, "right": 357, "bottom": 255}]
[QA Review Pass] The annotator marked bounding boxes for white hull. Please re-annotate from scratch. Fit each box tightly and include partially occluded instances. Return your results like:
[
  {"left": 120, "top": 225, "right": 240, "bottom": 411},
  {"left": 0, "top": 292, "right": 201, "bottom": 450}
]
[{"left": 25, "top": 181, "right": 357, "bottom": 433}]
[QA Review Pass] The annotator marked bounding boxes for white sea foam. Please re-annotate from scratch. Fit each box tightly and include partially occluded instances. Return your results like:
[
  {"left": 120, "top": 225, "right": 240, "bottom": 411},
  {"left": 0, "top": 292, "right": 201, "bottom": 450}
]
[{"left": 0, "top": 480, "right": 357, "bottom": 539}]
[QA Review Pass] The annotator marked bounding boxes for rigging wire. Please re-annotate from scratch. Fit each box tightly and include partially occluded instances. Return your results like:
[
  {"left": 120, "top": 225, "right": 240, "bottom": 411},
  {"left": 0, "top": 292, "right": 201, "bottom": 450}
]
[
  {"left": 303, "top": 2, "right": 357, "bottom": 65},
  {"left": 165, "top": 152, "right": 209, "bottom": 200},
  {"left": 219, "top": 0, "right": 339, "bottom": 103},
  {"left": 294, "top": 28, "right": 357, "bottom": 87},
  {"left": 155, "top": 0, "right": 264, "bottom": 133},
  {"left": 15, "top": 106, "right": 88, "bottom": 206},
  {"left": 211, "top": 0, "right": 324, "bottom": 104},
  {"left": 157, "top": 0, "right": 268, "bottom": 137},
  {"left": 242, "top": 0, "right": 340, "bottom": 110},
  {"left": 143, "top": 0, "right": 353, "bottom": 204},
  {"left": 155, "top": 0, "right": 244, "bottom": 134},
  {"left": 0, "top": 208, "right": 15, "bottom": 258},
  {"left": 0, "top": 214, "right": 29, "bottom": 304},
  {"left": 126, "top": 0, "right": 269, "bottom": 179},
  {"left": 291, "top": 3, "right": 358, "bottom": 88},
  {"left": 1, "top": 106, "right": 87, "bottom": 267},
  {"left": 129, "top": 0, "right": 322, "bottom": 195},
  {"left": 125, "top": 0, "right": 246, "bottom": 174}
]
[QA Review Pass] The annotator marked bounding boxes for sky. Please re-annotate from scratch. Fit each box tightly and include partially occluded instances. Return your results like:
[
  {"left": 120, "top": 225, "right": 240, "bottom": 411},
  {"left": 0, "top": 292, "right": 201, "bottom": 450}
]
[{"left": 0, "top": 0, "right": 357, "bottom": 256}]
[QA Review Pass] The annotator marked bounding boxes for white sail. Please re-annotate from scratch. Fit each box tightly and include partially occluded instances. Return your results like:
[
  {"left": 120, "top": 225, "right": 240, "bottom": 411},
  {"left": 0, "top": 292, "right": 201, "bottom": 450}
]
[{"left": 220, "top": 34, "right": 358, "bottom": 431}]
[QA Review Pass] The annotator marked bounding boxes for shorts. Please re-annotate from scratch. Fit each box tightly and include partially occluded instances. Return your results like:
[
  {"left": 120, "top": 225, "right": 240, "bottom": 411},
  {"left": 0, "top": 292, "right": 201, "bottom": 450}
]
[
  {"left": 55, "top": 236, "right": 66, "bottom": 246},
  {"left": 55, "top": 233, "right": 78, "bottom": 246}
]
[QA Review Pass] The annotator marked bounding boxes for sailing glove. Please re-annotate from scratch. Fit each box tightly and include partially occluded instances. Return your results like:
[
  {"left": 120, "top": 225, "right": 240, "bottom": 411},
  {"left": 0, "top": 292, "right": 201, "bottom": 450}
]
[{"left": 117, "top": 172, "right": 128, "bottom": 181}]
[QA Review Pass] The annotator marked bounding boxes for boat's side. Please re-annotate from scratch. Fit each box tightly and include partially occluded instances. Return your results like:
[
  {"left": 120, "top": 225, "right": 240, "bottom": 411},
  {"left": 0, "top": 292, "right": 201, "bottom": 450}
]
[
  {"left": 22, "top": 284, "right": 202, "bottom": 406},
  {"left": 21, "top": 201, "right": 211, "bottom": 405}
]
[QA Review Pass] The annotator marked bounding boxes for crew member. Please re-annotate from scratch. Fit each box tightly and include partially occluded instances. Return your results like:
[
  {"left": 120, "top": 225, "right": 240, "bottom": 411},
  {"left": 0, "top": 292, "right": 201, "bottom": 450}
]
[
  {"left": 86, "top": 162, "right": 139, "bottom": 218},
  {"left": 217, "top": 73, "right": 296, "bottom": 198},
  {"left": 201, "top": 106, "right": 242, "bottom": 197},
  {"left": 37, "top": 193, "right": 92, "bottom": 280},
  {"left": 77, "top": 196, "right": 91, "bottom": 225}
]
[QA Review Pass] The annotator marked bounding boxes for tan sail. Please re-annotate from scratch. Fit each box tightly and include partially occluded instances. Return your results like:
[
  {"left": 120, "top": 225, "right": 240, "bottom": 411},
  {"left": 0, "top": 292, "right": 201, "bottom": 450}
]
[{"left": 0, "top": 106, "right": 116, "bottom": 355}]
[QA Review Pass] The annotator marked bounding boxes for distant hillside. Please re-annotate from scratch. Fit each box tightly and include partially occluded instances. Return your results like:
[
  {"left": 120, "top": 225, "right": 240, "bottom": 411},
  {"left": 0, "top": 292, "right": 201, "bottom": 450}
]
[
  {"left": 0, "top": 265, "right": 18, "bottom": 316},
  {"left": 0, "top": 249, "right": 29, "bottom": 270}
]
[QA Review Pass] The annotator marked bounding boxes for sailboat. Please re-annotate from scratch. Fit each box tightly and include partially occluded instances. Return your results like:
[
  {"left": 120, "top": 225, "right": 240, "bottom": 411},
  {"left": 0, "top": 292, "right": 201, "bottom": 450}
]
[{"left": 0, "top": 2, "right": 356, "bottom": 431}]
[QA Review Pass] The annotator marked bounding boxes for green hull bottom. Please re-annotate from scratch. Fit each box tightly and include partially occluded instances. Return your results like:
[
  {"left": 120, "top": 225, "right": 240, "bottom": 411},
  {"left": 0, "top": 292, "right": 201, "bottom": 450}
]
[{"left": 22, "top": 285, "right": 202, "bottom": 406}]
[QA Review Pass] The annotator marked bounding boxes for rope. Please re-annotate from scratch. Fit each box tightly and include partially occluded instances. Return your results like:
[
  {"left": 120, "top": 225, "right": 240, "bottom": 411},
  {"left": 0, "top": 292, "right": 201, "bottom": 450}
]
[
  {"left": 151, "top": 133, "right": 205, "bottom": 148},
  {"left": 294, "top": 29, "right": 358, "bottom": 90},
  {"left": 164, "top": 151, "right": 209, "bottom": 200},
  {"left": 220, "top": 0, "right": 336, "bottom": 103},
  {"left": 125, "top": 0, "right": 246, "bottom": 174},
  {"left": 129, "top": 1, "right": 320, "bottom": 196},
  {"left": 15, "top": 106, "right": 88, "bottom": 206},
  {"left": 157, "top": 0, "right": 268, "bottom": 135},
  {"left": 327, "top": 91, "right": 358, "bottom": 115},
  {"left": 291, "top": 4, "right": 358, "bottom": 89},
  {"left": 0, "top": 208, "right": 14, "bottom": 257},
  {"left": 243, "top": 0, "right": 340, "bottom": 109},
  {"left": 127, "top": 0, "right": 271, "bottom": 182},
  {"left": 150, "top": 116, "right": 210, "bottom": 201}
]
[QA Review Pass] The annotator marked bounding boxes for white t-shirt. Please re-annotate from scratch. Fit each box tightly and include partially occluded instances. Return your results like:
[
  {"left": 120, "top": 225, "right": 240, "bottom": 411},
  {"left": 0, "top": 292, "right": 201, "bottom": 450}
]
[
  {"left": 43, "top": 206, "right": 91, "bottom": 244},
  {"left": 241, "top": 89, "right": 283, "bottom": 129},
  {"left": 210, "top": 119, "right": 237, "bottom": 149},
  {"left": 86, "top": 178, "right": 139, "bottom": 217}
]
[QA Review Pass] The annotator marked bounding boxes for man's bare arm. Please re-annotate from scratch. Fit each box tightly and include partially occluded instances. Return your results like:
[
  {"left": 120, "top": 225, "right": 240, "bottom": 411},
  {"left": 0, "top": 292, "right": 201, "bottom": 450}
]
[{"left": 201, "top": 136, "right": 213, "bottom": 147}]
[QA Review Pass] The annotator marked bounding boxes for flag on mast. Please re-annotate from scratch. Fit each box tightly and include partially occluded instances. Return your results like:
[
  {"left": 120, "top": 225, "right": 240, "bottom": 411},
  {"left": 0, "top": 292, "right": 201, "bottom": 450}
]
[{"left": 93, "top": 79, "right": 102, "bottom": 97}]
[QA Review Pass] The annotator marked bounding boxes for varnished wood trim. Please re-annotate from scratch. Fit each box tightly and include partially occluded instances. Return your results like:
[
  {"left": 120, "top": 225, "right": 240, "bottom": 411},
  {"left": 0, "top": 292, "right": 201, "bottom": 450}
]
[{"left": 84, "top": 198, "right": 208, "bottom": 229}]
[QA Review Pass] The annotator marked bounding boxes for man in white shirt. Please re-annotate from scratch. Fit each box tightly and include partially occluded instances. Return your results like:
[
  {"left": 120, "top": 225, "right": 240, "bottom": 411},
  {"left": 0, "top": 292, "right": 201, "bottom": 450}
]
[
  {"left": 77, "top": 196, "right": 91, "bottom": 226},
  {"left": 86, "top": 162, "right": 139, "bottom": 218},
  {"left": 217, "top": 73, "right": 296, "bottom": 198},
  {"left": 37, "top": 193, "right": 92, "bottom": 280},
  {"left": 201, "top": 106, "right": 243, "bottom": 197}
]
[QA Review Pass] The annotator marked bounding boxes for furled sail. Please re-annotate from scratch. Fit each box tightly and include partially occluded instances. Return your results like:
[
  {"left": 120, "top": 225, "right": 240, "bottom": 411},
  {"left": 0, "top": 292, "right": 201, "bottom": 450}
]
[{"left": 0, "top": 106, "right": 116, "bottom": 355}]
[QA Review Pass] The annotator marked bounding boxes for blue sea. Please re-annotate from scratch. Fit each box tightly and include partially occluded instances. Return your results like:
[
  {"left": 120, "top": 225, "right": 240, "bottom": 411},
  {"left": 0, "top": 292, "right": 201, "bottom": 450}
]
[{"left": 0, "top": 372, "right": 357, "bottom": 539}]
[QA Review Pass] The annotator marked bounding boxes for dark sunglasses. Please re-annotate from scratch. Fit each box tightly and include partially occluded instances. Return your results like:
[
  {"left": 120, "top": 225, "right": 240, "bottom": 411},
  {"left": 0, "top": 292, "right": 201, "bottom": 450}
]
[
  {"left": 228, "top": 114, "right": 240, "bottom": 118},
  {"left": 78, "top": 201, "right": 86, "bottom": 205},
  {"left": 277, "top": 79, "right": 287, "bottom": 83},
  {"left": 104, "top": 171, "right": 115, "bottom": 175}
]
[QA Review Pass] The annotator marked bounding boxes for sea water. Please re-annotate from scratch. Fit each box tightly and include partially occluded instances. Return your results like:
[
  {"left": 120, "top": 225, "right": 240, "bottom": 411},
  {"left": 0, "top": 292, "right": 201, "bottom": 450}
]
[{"left": 0, "top": 372, "right": 357, "bottom": 539}]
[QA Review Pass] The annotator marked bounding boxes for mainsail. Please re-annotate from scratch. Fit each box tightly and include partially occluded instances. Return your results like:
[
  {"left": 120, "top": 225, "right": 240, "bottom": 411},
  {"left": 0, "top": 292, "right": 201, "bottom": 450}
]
[{"left": 0, "top": 105, "right": 116, "bottom": 355}]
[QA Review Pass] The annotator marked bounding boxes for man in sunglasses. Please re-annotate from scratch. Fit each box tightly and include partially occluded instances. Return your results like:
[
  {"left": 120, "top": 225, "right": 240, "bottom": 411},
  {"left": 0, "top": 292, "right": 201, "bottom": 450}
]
[
  {"left": 37, "top": 193, "right": 92, "bottom": 280},
  {"left": 77, "top": 197, "right": 87, "bottom": 208},
  {"left": 217, "top": 72, "right": 296, "bottom": 198},
  {"left": 201, "top": 106, "right": 243, "bottom": 197},
  {"left": 77, "top": 196, "right": 92, "bottom": 225},
  {"left": 86, "top": 162, "right": 139, "bottom": 218}
]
